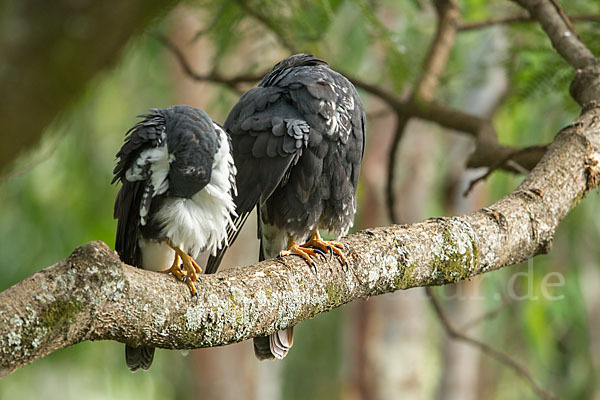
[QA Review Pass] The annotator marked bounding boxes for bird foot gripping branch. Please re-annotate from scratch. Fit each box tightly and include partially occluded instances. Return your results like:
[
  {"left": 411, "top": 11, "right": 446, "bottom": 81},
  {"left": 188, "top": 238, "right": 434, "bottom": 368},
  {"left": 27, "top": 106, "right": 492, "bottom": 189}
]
[
  {"left": 159, "top": 239, "right": 202, "bottom": 297},
  {"left": 279, "top": 231, "right": 349, "bottom": 269},
  {"left": 303, "top": 231, "right": 349, "bottom": 266}
]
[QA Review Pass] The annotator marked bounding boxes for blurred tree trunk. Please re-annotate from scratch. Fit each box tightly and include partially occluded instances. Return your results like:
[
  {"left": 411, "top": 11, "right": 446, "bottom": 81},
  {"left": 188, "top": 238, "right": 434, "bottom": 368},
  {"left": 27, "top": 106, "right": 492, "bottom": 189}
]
[
  {"left": 580, "top": 257, "right": 600, "bottom": 399},
  {"left": 0, "top": 0, "right": 177, "bottom": 172}
]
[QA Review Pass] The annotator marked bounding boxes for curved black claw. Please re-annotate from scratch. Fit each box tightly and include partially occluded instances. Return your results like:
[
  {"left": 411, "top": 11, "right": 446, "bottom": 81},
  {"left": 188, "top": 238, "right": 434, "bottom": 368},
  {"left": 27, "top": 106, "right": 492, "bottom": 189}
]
[
  {"left": 326, "top": 246, "right": 334, "bottom": 260},
  {"left": 313, "top": 247, "right": 327, "bottom": 260}
]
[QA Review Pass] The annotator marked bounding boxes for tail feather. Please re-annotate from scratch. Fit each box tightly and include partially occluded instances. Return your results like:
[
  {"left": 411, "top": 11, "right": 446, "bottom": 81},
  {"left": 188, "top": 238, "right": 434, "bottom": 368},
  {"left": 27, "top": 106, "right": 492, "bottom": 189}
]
[
  {"left": 125, "top": 345, "right": 155, "bottom": 371},
  {"left": 255, "top": 214, "right": 295, "bottom": 360},
  {"left": 253, "top": 327, "right": 294, "bottom": 360}
]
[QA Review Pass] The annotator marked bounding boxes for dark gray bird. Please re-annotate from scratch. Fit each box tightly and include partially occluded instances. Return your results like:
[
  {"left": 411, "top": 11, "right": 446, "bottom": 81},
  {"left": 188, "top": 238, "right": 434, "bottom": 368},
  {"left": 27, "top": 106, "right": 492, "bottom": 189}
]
[
  {"left": 206, "top": 54, "right": 366, "bottom": 360},
  {"left": 113, "top": 105, "right": 237, "bottom": 371}
]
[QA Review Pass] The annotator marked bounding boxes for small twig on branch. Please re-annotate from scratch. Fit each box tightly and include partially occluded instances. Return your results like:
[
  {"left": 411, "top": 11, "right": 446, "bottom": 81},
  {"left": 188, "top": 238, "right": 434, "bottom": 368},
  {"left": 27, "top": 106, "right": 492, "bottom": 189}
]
[
  {"left": 426, "top": 288, "right": 558, "bottom": 400},
  {"left": 463, "top": 144, "right": 548, "bottom": 196},
  {"left": 459, "top": 294, "right": 511, "bottom": 332},
  {"left": 458, "top": 14, "right": 600, "bottom": 31},
  {"left": 154, "top": 33, "right": 264, "bottom": 93},
  {"left": 505, "top": 159, "right": 530, "bottom": 175},
  {"left": 463, "top": 166, "right": 503, "bottom": 197}
]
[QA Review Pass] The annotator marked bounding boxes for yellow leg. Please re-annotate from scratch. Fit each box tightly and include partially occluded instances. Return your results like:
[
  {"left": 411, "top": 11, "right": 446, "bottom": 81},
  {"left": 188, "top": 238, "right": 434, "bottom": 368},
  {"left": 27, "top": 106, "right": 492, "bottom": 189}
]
[
  {"left": 159, "top": 252, "right": 186, "bottom": 282},
  {"left": 166, "top": 240, "right": 202, "bottom": 296}
]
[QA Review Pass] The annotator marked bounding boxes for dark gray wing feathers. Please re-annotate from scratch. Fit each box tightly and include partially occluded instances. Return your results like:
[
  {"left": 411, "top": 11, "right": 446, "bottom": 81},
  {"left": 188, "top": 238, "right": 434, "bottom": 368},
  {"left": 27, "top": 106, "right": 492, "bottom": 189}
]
[
  {"left": 113, "top": 111, "right": 167, "bottom": 267},
  {"left": 206, "top": 87, "right": 309, "bottom": 273},
  {"left": 114, "top": 180, "right": 145, "bottom": 266}
]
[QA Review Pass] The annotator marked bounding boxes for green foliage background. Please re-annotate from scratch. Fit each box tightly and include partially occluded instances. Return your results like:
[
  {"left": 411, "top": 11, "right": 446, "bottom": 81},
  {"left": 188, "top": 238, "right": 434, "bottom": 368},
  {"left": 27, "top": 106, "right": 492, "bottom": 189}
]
[{"left": 1, "top": 0, "right": 599, "bottom": 399}]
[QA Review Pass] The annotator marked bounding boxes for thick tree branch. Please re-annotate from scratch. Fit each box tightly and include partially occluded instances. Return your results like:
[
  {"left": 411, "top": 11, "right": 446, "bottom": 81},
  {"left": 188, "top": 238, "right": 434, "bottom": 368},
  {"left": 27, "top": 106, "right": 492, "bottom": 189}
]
[
  {"left": 513, "top": 0, "right": 596, "bottom": 69},
  {"left": 2, "top": 105, "right": 600, "bottom": 377}
]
